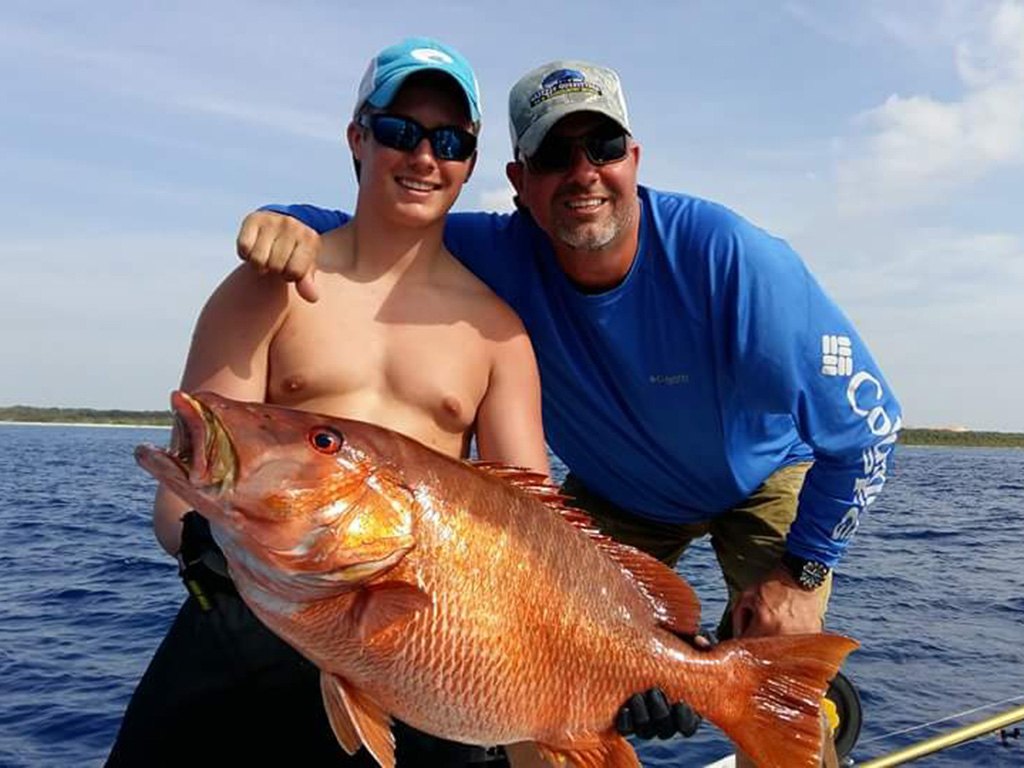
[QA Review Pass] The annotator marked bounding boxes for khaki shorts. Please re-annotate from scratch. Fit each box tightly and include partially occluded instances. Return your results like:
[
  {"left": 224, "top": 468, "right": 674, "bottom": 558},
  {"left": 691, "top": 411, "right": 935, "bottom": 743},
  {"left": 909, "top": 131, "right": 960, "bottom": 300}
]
[{"left": 560, "top": 463, "right": 831, "bottom": 639}]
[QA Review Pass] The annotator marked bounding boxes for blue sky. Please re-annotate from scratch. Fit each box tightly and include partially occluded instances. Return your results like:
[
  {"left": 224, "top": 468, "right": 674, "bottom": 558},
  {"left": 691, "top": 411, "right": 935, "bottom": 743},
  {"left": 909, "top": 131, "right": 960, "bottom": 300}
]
[{"left": 2, "top": 1, "right": 1022, "bottom": 431}]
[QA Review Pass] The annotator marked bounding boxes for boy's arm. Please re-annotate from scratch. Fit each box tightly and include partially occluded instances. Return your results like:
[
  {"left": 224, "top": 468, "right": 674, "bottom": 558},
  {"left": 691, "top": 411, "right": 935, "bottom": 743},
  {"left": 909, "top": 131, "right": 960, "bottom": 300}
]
[
  {"left": 154, "top": 266, "right": 290, "bottom": 556},
  {"left": 474, "top": 322, "right": 550, "bottom": 478}
]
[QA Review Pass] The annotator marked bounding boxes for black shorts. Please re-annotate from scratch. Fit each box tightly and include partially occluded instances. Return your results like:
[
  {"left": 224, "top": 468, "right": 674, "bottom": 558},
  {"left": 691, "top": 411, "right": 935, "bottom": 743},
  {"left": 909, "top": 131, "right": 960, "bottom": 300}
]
[{"left": 106, "top": 522, "right": 503, "bottom": 766}]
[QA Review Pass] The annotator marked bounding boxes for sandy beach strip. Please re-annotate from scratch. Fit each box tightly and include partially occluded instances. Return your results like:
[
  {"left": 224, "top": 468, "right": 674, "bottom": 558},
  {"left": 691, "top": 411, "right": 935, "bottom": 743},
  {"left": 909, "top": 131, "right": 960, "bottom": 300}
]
[{"left": 0, "top": 421, "right": 170, "bottom": 429}]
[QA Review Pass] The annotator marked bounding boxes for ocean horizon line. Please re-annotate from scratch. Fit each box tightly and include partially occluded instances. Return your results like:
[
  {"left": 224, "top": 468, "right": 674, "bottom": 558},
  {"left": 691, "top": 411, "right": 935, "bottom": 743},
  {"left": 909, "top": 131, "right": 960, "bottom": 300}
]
[{"left": 1, "top": 407, "right": 1022, "bottom": 439}]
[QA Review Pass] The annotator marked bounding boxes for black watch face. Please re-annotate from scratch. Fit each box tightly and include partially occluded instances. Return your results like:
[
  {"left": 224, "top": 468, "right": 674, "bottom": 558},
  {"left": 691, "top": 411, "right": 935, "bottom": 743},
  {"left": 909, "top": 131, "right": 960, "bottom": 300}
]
[{"left": 800, "top": 560, "right": 829, "bottom": 589}]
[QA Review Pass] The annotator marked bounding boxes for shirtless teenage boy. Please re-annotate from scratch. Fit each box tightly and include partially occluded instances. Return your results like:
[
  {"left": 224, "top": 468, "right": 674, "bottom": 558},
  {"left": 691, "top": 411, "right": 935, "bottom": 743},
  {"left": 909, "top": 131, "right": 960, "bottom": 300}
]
[
  {"left": 150, "top": 47, "right": 547, "bottom": 556},
  {"left": 107, "top": 39, "right": 547, "bottom": 767}
]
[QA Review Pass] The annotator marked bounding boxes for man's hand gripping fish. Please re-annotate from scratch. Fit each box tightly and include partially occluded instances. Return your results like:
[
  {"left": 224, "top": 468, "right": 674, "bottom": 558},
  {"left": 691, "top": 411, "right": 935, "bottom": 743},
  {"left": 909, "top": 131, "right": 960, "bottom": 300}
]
[{"left": 135, "top": 391, "right": 857, "bottom": 768}]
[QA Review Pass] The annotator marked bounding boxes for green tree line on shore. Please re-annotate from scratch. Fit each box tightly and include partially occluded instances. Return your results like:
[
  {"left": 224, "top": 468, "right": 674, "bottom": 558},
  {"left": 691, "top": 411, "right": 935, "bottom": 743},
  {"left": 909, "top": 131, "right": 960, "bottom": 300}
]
[
  {"left": 897, "top": 428, "right": 1024, "bottom": 448},
  {"left": 0, "top": 405, "right": 173, "bottom": 426},
  {"left": 2, "top": 405, "right": 1023, "bottom": 448}
]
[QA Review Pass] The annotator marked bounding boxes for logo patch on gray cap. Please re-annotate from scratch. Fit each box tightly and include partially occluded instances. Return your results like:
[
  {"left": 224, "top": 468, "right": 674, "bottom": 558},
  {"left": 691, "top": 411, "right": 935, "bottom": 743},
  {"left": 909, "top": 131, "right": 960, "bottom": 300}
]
[{"left": 529, "top": 69, "right": 602, "bottom": 107}]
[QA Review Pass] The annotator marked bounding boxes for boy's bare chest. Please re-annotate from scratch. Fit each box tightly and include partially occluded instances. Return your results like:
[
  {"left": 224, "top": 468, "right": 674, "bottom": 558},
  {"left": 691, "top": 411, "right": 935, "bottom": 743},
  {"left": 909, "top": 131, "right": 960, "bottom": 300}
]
[{"left": 265, "top": 287, "right": 490, "bottom": 437}]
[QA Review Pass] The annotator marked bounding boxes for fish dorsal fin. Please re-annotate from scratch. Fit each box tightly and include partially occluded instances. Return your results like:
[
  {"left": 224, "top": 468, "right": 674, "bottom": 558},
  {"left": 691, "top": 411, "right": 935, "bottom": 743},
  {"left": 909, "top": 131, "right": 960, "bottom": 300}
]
[
  {"left": 469, "top": 462, "right": 576, "bottom": 504},
  {"left": 557, "top": 507, "right": 701, "bottom": 637},
  {"left": 471, "top": 462, "right": 700, "bottom": 635},
  {"left": 321, "top": 673, "right": 396, "bottom": 768}
]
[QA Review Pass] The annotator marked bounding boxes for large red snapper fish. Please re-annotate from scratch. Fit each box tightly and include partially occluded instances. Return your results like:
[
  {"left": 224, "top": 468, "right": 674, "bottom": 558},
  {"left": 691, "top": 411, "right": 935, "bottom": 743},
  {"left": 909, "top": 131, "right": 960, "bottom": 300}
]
[{"left": 136, "top": 391, "right": 857, "bottom": 768}]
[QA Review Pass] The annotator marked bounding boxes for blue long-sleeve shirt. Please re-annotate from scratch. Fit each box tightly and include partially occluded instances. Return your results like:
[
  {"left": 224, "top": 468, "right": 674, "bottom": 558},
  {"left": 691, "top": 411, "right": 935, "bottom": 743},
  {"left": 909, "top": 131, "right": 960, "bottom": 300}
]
[{"left": 264, "top": 186, "right": 901, "bottom": 566}]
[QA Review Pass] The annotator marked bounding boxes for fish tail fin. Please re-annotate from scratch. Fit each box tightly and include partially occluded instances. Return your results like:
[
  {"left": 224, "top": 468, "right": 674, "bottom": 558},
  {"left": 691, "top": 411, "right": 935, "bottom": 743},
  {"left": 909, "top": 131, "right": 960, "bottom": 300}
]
[{"left": 700, "top": 633, "right": 858, "bottom": 768}]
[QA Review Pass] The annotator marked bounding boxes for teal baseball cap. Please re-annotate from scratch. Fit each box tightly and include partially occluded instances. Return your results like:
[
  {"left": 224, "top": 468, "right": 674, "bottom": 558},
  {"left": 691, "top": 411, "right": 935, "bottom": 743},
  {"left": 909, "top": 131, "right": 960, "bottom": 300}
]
[{"left": 354, "top": 37, "right": 481, "bottom": 124}]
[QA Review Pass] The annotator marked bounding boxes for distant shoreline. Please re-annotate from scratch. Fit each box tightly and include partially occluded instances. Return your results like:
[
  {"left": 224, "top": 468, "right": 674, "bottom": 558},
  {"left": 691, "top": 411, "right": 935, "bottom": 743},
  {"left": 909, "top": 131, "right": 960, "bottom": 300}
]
[
  {"left": 897, "top": 428, "right": 1024, "bottom": 449},
  {"left": 0, "top": 421, "right": 170, "bottom": 430},
  {"left": 1, "top": 407, "right": 1022, "bottom": 448},
  {"left": 0, "top": 406, "right": 172, "bottom": 429}
]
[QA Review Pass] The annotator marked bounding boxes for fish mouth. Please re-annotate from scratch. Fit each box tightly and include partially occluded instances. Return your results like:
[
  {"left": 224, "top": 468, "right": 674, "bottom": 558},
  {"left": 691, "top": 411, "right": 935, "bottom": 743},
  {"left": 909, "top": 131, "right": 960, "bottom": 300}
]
[
  {"left": 173, "top": 391, "right": 237, "bottom": 492},
  {"left": 136, "top": 391, "right": 238, "bottom": 494}
]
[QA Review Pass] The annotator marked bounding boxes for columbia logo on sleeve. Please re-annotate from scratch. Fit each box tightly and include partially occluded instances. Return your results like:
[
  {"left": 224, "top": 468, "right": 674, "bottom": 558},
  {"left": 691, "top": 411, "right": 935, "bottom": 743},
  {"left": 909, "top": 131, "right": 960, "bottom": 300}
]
[{"left": 821, "top": 335, "right": 853, "bottom": 377}]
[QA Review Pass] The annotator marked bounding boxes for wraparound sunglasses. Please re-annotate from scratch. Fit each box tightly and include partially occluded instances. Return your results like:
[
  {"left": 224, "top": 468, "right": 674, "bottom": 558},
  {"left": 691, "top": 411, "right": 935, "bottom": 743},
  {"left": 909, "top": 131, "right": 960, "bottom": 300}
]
[
  {"left": 525, "top": 127, "right": 629, "bottom": 174},
  {"left": 357, "top": 114, "right": 477, "bottom": 162}
]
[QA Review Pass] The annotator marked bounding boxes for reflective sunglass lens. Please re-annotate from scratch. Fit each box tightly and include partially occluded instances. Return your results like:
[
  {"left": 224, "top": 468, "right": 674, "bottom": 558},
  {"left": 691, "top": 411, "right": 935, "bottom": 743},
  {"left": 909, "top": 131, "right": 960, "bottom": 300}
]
[
  {"left": 588, "top": 133, "right": 627, "bottom": 163},
  {"left": 531, "top": 136, "right": 573, "bottom": 172},
  {"left": 366, "top": 115, "right": 475, "bottom": 161},
  {"left": 372, "top": 116, "right": 421, "bottom": 151},
  {"left": 528, "top": 130, "right": 628, "bottom": 173},
  {"left": 432, "top": 128, "right": 476, "bottom": 161}
]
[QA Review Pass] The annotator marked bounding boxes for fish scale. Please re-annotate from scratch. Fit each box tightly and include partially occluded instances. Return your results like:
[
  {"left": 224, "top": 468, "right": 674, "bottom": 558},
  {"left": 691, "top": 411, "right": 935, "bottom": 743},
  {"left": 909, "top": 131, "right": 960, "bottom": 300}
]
[{"left": 136, "top": 391, "right": 858, "bottom": 768}]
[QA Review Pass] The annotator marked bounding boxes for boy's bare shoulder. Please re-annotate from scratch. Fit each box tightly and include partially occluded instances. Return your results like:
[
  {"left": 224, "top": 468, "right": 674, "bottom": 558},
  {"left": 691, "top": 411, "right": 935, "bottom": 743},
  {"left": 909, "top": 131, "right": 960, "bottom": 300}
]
[
  {"left": 316, "top": 224, "right": 357, "bottom": 274},
  {"left": 207, "top": 263, "right": 292, "bottom": 318},
  {"left": 440, "top": 250, "right": 526, "bottom": 339}
]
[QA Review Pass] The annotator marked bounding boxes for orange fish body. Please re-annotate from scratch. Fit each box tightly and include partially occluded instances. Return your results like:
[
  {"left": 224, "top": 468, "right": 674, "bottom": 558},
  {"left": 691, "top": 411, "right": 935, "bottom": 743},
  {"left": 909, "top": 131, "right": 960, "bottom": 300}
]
[{"left": 137, "top": 391, "right": 857, "bottom": 768}]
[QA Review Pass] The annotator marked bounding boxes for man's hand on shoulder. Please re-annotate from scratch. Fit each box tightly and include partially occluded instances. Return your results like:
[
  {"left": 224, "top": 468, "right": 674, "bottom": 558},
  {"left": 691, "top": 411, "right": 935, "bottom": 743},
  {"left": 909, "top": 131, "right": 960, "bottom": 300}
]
[
  {"left": 731, "top": 565, "right": 825, "bottom": 638},
  {"left": 236, "top": 211, "right": 322, "bottom": 303}
]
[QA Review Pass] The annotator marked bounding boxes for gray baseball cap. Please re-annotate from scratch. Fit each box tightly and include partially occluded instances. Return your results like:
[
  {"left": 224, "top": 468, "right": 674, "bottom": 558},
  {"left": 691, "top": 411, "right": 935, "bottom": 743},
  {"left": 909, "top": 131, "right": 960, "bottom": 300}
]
[{"left": 508, "top": 60, "right": 630, "bottom": 158}]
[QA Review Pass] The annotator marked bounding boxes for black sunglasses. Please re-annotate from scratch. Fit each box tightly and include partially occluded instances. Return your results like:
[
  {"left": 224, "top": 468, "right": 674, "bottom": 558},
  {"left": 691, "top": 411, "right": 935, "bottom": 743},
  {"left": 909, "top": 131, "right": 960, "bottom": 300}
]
[
  {"left": 357, "top": 113, "right": 477, "bottom": 162},
  {"left": 525, "top": 127, "right": 629, "bottom": 174}
]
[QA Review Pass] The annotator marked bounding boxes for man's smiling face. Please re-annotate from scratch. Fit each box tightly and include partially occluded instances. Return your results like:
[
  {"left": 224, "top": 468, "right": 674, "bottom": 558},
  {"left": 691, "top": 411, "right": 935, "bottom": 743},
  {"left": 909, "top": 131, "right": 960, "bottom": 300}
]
[{"left": 509, "top": 112, "right": 641, "bottom": 264}]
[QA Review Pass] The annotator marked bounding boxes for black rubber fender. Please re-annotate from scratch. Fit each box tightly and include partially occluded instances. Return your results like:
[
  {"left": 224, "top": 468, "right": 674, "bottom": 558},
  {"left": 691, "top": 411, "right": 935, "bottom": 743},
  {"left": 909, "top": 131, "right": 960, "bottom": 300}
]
[{"left": 827, "top": 670, "right": 863, "bottom": 760}]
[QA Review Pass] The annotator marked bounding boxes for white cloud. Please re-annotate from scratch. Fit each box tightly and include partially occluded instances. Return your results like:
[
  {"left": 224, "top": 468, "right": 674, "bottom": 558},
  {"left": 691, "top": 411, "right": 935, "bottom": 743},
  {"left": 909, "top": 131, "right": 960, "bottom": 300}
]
[
  {"left": 806, "top": 224, "right": 1024, "bottom": 332},
  {"left": 797, "top": 223, "right": 1024, "bottom": 432},
  {"left": 836, "top": 0, "right": 1024, "bottom": 214},
  {"left": 478, "top": 184, "right": 517, "bottom": 213},
  {"left": 176, "top": 94, "right": 341, "bottom": 143},
  {"left": 0, "top": 12, "right": 343, "bottom": 143}
]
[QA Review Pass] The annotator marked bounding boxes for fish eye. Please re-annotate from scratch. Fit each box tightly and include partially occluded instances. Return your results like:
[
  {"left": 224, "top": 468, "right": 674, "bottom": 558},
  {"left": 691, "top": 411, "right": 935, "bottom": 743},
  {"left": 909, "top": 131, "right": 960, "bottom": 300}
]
[{"left": 309, "top": 427, "right": 344, "bottom": 454}]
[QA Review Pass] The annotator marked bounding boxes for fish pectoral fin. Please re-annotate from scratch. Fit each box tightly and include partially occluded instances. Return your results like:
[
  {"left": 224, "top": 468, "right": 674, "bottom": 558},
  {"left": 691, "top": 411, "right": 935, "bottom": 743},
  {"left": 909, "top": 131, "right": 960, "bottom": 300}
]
[
  {"left": 320, "top": 673, "right": 362, "bottom": 755},
  {"left": 351, "top": 581, "right": 432, "bottom": 643},
  {"left": 534, "top": 735, "right": 640, "bottom": 768},
  {"left": 321, "top": 672, "right": 396, "bottom": 768}
]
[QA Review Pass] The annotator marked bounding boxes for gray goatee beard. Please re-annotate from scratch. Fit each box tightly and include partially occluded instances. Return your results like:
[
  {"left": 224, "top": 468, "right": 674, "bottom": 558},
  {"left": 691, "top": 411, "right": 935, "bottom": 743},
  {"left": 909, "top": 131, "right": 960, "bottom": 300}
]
[{"left": 553, "top": 196, "right": 637, "bottom": 252}]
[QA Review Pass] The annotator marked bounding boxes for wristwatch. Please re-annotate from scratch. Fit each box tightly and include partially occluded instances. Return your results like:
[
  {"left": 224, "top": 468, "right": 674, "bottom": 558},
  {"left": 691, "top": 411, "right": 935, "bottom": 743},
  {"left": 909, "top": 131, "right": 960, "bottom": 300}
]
[{"left": 781, "top": 552, "right": 831, "bottom": 591}]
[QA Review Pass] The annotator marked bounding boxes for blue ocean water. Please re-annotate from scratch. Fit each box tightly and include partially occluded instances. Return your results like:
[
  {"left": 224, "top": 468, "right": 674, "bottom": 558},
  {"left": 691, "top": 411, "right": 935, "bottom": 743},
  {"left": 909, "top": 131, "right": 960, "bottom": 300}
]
[{"left": 0, "top": 423, "right": 1021, "bottom": 767}]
